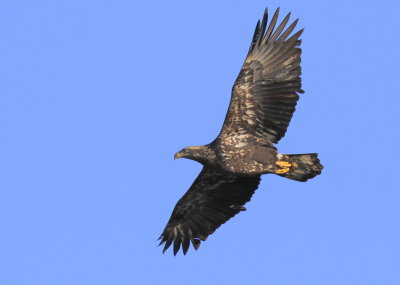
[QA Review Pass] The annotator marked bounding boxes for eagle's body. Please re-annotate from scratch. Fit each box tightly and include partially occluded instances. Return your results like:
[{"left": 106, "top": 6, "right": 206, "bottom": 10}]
[
  {"left": 180, "top": 139, "right": 277, "bottom": 175},
  {"left": 159, "top": 8, "right": 323, "bottom": 255}
]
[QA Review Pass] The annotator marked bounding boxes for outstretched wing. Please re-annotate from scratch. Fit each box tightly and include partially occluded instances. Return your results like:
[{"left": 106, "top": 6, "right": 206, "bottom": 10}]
[
  {"left": 219, "top": 8, "right": 303, "bottom": 144},
  {"left": 159, "top": 167, "right": 261, "bottom": 255}
]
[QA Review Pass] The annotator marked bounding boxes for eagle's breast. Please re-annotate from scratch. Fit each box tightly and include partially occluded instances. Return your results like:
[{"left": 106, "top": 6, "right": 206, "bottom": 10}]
[{"left": 213, "top": 132, "right": 275, "bottom": 174}]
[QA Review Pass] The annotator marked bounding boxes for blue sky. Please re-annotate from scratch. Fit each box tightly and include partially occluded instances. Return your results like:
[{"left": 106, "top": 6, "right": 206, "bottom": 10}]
[{"left": 1, "top": 0, "right": 399, "bottom": 284}]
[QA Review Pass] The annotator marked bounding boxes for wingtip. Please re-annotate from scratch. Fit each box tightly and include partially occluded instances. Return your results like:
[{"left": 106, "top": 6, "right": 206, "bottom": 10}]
[
  {"left": 182, "top": 239, "right": 190, "bottom": 255},
  {"left": 157, "top": 235, "right": 166, "bottom": 246},
  {"left": 173, "top": 239, "right": 181, "bottom": 256},
  {"left": 292, "top": 18, "right": 299, "bottom": 29},
  {"left": 262, "top": 8, "right": 268, "bottom": 21},
  {"left": 275, "top": 7, "right": 281, "bottom": 17},
  {"left": 191, "top": 238, "right": 201, "bottom": 250},
  {"left": 159, "top": 238, "right": 193, "bottom": 255},
  {"left": 255, "top": 19, "right": 260, "bottom": 30},
  {"left": 162, "top": 239, "right": 173, "bottom": 254},
  {"left": 272, "top": 7, "right": 280, "bottom": 19}
]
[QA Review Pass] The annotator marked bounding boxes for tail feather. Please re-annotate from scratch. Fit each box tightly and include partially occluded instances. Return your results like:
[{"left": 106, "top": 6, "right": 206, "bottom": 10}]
[{"left": 278, "top": 153, "right": 323, "bottom": 182}]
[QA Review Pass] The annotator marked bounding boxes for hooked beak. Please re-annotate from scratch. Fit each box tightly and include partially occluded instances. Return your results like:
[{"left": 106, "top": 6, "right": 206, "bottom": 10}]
[{"left": 174, "top": 152, "right": 183, "bottom": 160}]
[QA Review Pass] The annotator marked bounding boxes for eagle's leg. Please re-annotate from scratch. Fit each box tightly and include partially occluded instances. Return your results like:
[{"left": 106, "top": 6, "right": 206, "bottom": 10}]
[{"left": 275, "top": 160, "right": 292, "bottom": 174}]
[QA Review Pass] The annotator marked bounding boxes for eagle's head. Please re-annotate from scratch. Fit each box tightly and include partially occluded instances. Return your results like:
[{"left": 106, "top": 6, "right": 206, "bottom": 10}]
[{"left": 174, "top": 145, "right": 216, "bottom": 164}]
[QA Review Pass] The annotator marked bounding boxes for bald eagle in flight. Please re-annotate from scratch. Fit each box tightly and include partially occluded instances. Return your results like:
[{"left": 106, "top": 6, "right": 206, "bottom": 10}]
[{"left": 159, "top": 8, "right": 323, "bottom": 255}]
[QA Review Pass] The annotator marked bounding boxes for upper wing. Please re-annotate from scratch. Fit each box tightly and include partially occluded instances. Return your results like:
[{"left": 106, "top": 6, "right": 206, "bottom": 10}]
[
  {"left": 159, "top": 167, "right": 261, "bottom": 255},
  {"left": 219, "top": 8, "right": 303, "bottom": 144}
]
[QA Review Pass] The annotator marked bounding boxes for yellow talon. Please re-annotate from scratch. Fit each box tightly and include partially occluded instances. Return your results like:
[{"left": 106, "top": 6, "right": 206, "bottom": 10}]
[
  {"left": 276, "top": 168, "right": 290, "bottom": 174},
  {"left": 275, "top": 161, "right": 292, "bottom": 168}
]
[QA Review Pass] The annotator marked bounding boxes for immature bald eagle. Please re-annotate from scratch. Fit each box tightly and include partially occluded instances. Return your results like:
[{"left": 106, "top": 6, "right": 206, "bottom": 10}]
[{"left": 159, "top": 8, "right": 323, "bottom": 255}]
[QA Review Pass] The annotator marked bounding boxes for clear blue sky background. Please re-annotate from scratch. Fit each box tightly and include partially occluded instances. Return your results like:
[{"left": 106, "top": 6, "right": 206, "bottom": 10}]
[{"left": 1, "top": 1, "right": 399, "bottom": 284}]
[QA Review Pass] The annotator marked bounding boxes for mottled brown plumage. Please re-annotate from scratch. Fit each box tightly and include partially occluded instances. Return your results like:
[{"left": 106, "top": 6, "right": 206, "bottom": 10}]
[{"left": 159, "top": 8, "right": 323, "bottom": 255}]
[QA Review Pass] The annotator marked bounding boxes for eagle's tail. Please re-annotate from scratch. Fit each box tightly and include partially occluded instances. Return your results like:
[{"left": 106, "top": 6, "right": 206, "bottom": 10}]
[{"left": 276, "top": 153, "right": 323, "bottom": 182}]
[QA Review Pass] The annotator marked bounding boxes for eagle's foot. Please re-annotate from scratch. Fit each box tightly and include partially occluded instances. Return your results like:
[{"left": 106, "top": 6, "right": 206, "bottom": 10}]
[
  {"left": 275, "top": 161, "right": 292, "bottom": 174},
  {"left": 275, "top": 161, "right": 292, "bottom": 168},
  {"left": 275, "top": 168, "right": 290, "bottom": 174}
]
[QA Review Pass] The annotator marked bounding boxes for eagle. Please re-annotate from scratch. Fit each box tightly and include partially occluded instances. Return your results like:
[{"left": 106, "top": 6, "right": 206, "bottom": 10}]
[{"left": 159, "top": 8, "right": 323, "bottom": 255}]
